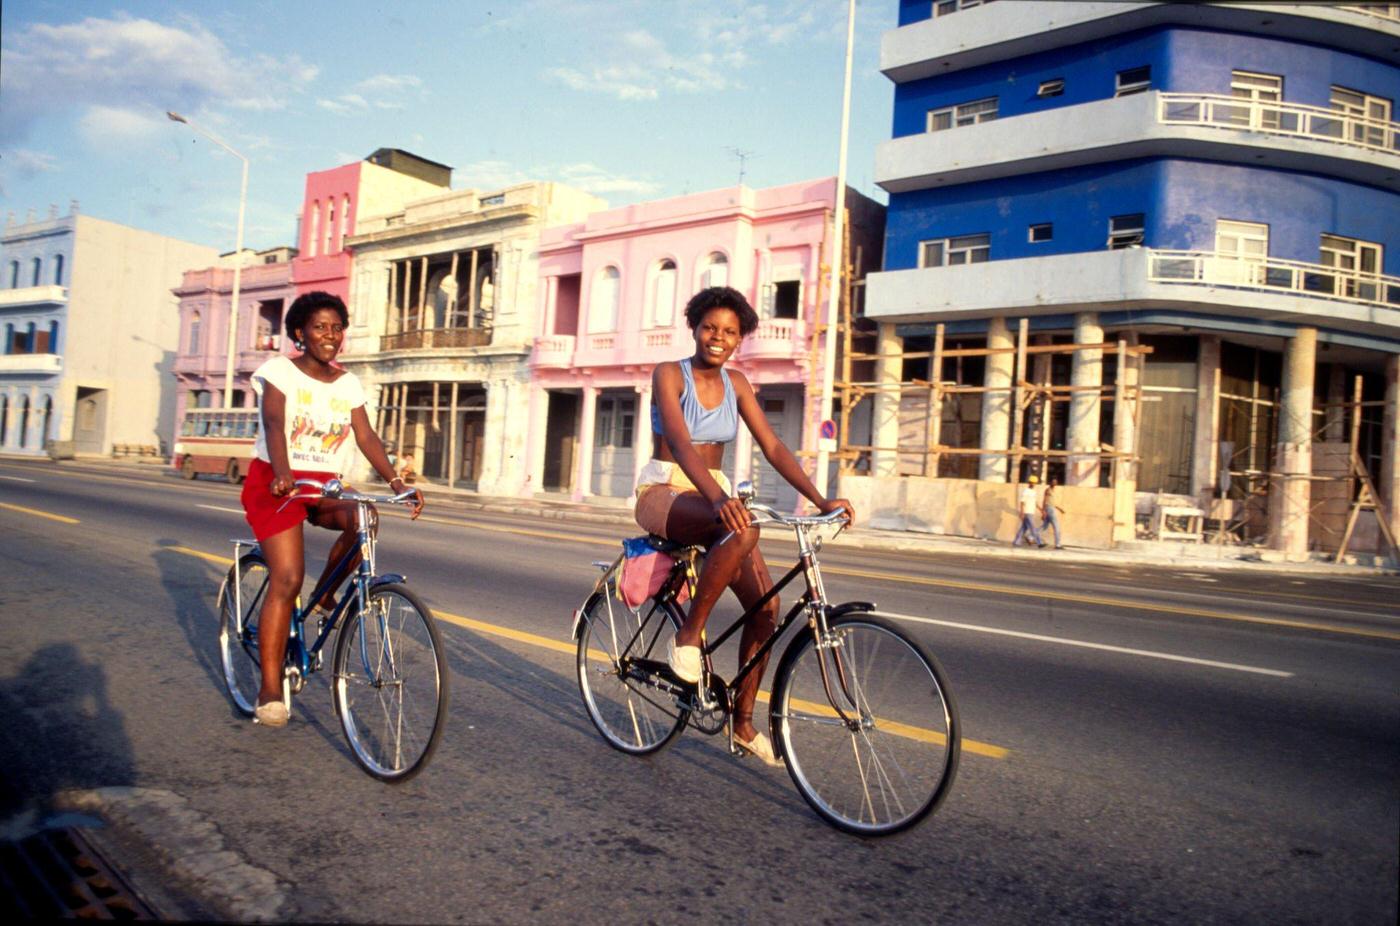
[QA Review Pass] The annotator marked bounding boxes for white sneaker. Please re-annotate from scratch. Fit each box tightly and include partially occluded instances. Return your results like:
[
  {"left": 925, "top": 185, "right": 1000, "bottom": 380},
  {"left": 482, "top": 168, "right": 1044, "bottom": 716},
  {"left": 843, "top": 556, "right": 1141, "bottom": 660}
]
[
  {"left": 666, "top": 639, "right": 702, "bottom": 684},
  {"left": 254, "top": 700, "right": 289, "bottom": 727}
]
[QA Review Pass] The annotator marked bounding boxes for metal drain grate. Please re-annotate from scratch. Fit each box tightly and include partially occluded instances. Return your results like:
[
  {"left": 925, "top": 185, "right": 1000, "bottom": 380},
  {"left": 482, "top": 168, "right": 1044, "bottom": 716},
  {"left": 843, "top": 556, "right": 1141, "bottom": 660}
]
[{"left": 0, "top": 827, "right": 155, "bottom": 919}]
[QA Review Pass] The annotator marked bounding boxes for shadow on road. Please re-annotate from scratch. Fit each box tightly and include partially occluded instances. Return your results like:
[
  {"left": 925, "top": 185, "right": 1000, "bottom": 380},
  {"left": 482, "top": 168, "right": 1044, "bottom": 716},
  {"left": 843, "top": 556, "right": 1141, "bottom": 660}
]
[{"left": 151, "top": 539, "right": 228, "bottom": 706}]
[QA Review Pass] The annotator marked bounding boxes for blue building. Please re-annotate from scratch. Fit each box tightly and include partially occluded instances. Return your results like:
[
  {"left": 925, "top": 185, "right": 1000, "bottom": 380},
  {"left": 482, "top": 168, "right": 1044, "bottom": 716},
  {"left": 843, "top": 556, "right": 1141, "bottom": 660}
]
[{"left": 861, "top": 0, "right": 1400, "bottom": 557}]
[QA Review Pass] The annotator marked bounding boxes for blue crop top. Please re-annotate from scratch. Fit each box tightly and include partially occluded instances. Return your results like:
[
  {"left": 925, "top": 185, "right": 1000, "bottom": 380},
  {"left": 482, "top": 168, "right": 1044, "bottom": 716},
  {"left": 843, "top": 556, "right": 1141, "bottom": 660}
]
[{"left": 651, "top": 357, "right": 739, "bottom": 444}]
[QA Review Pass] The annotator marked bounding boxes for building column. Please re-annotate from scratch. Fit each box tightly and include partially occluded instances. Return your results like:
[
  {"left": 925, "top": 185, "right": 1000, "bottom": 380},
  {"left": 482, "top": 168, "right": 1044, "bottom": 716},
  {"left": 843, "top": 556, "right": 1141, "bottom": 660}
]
[
  {"left": 633, "top": 383, "right": 653, "bottom": 490},
  {"left": 524, "top": 385, "right": 550, "bottom": 495},
  {"left": 979, "top": 317, "right": 1013, "bottom": 482},
  {"left": 1111, "top": 334, "right": 1140, "bottom": 543},
  {"left": 1324, "top": 363, "right": 1348, "bottom": 442},
  {"left": 1268, "top": 328, "right": 1316, "bottom": 559},
  {"left": 1191, "top": 335, "right": 1222, "bottom": 501},
  {"left": 543, "top": 275, "right": 559, "bottom": 337},
  {"left": 1067, "top": 312, "right": 1103, "bottom": 486},
  {"left": 572, "top": 384, "right": 598, "bottom": 501},
  {"left": 1030, "top": 334, "right": 1053, "bottom": 481},
  {"left": 872, "top": 322, "right": 902, "bottom": 478},
  {"left": 1381, "top": 353, "right": 1400, "bottom": 545}
]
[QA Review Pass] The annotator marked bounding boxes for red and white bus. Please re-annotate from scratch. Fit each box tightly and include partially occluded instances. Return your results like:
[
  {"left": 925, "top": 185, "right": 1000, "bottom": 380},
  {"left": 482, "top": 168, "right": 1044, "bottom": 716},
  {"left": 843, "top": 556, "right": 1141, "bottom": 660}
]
[{"left": 172, "top": 408, "right": 260, "bottom": 483}]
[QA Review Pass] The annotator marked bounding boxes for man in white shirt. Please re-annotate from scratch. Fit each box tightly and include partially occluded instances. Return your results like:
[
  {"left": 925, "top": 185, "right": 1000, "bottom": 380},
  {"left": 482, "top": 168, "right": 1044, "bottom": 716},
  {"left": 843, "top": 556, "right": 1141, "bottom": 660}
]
[{"left": 1012, "top": 474, "right": 1046, "bottom": 548}]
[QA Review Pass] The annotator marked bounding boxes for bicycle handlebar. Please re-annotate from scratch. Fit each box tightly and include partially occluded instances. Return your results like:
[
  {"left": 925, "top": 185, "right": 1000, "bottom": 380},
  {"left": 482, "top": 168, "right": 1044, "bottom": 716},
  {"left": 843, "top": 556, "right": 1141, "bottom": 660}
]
[
  {"left": 290, "top": 477, "right": 419, "bottom": 507},
  {"left": 744, "top": 499, "right": 850, "bottom": 530}
]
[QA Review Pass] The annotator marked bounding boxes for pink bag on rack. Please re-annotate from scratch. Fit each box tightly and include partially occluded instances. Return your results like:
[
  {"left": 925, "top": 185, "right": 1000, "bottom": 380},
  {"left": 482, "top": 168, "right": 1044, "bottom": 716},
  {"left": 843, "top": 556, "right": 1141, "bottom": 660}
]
[{"left": 618, "top": 536, "right": 690, "bottom": 609}]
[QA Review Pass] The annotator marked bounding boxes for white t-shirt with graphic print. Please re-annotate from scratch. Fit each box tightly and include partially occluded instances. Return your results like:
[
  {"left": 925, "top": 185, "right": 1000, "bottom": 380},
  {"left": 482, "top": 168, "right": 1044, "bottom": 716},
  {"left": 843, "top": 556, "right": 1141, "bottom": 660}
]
[{"left": 251, "top": 355, "right": 366, "bottom": 476}]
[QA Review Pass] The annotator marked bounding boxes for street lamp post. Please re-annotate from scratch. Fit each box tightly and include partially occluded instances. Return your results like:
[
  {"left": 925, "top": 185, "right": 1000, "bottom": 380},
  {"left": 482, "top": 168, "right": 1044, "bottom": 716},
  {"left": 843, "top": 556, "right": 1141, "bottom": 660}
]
[
  {"left": 814, "top": 0, "right": 857, "bottom": 500},
  {"left": 167, "top": 111, "right": 248, "bottom": 410}
]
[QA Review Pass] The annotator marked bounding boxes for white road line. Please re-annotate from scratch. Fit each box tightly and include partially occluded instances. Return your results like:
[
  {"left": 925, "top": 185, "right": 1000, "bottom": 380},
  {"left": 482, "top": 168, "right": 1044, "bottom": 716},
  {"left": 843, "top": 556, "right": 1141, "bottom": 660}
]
[
  {"left": 197, "top": 504, "right": 244, "bottom": 515},
  {"left": 0, "top": 475, "right": 37, "bottom": 483},
  {"left": 874, "top": 611, "right": 1295, "bottom": 678}
]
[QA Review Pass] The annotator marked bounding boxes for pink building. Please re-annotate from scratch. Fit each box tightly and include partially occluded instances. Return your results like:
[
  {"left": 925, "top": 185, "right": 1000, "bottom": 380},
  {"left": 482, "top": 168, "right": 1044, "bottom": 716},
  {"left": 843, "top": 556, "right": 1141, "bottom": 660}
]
[
  {"left": 526, "top": 178, "right": 884, "bottom": 508},
  {"left": 172, "top": 247, "right": 298, "bottom": 426},
  {"left": 291, "top": 148, "right": 451, "bottom": 302}
]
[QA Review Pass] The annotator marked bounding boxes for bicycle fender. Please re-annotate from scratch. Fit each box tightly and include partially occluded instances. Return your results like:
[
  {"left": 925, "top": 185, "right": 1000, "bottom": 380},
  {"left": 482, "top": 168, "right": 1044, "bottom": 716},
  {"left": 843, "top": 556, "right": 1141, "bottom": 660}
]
[
  {"left": 827, "top": 601, "right": 876, "bottom": 618},
  {"left": 370, "top": 573, "right": 407, "bottom": 589},
  {"left": 571, "top": 592, "right": 602, "bottom": 641}
]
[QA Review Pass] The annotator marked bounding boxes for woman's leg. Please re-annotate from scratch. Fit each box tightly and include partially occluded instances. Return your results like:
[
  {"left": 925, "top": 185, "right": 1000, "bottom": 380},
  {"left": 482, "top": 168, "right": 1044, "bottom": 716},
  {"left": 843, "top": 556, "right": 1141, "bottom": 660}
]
[
  {"left": 257, "top": 525, "right": 305, "bottom": 705},
  {"left": 659, "top": 492, "right": 758, "bottom": 649},
  {"left": 727, "top": 545, "right": 778, "bottom": 744},
  {"left": 306, "top": 500, "right": 372, "bottom": 610}
]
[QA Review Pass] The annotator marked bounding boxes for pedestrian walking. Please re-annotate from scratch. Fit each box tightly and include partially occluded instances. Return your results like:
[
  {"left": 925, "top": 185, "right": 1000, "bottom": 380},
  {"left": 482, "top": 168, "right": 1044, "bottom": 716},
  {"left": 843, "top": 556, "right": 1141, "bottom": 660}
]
[
  {"left": 1012, "top": 474, "right": 1045, "bottom": 547},
  {"left": 1041, "top": 477, "right": 1064, "bottom": 549}
]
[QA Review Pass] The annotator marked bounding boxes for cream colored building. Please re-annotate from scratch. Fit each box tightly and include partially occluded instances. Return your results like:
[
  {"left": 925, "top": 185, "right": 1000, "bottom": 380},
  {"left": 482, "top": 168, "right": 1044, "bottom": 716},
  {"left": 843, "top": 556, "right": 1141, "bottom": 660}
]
[
  {"left": 341, "top": 181, "right": 604, "bottom": 494},
  {"left": 1, "top": 204, "right": 217, "bottom": 456}
]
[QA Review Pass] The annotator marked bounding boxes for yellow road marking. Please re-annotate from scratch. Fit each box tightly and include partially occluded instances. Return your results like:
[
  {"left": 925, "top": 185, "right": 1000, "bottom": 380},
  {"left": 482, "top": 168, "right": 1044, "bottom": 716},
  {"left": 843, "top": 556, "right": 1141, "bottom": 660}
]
[
  {"left": 0, "top": 501, "right": 79, "bottom": 524},
  {"left": 753, "top": 690, "right": 1006, "bottom": 758},
  {"left": 823, "top": 565, "right": 1400, "bottom": 642},
  {"left": 169, "top": 545, "right": 233, "bottom": 566}
]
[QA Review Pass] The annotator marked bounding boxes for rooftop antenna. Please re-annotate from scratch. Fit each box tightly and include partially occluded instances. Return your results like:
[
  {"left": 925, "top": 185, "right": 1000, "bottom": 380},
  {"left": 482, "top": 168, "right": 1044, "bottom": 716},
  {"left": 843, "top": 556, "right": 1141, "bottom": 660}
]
[{"left": 725, "top": 147, "right": 756, "bottom": 187}]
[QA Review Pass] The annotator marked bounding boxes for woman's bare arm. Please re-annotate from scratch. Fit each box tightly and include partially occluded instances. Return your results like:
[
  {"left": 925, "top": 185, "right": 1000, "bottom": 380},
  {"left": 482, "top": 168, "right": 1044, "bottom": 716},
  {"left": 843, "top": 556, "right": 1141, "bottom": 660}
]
[{"left": 350, "top": 405, "right": 424, "bottom": 518}]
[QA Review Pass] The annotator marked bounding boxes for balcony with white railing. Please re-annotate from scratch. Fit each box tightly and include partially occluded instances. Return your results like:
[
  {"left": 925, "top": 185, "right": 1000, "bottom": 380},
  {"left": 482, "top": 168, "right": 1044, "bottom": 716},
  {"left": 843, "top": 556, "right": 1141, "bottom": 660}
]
[
  {"left": 1148, "top": 251, "right": 1400, "bottom": 309},
  {"left": 530, "top": 334, "right": 576, "bottom": 368},
  {"left": 737, "top": 318, "right": 805, "bottom": 361},
  {"left": 1341, "top": 4, "right": 1400, "bottom": 22},
  {"left": 0, "top": 352, "right": 62, "bottom": 374},
  {"left": 1159, "top": 94, "right": 1399, "bottom": 156},
  {"left": 866, "top": 248, "right": 1400, "bottom": 339},
  {"left": 0, "top": 285, "right": 67, "bottom": 310},
  {"left": 877, "top": 92, "right": 1400, "bottom": 194}
]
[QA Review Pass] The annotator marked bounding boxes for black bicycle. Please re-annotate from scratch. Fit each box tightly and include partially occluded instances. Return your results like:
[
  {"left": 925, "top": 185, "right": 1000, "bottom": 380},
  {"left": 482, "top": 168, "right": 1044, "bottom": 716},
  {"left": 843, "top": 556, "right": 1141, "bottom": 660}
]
[{"left": 573, "top": 482, "right": 960, "bottom": 835}]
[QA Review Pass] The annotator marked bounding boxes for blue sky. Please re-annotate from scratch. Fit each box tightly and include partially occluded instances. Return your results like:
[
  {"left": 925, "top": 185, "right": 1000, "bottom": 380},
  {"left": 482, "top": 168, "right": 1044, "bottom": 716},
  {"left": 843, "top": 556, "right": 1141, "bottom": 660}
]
[{"left": 1, "top": 0, "right": 897, "bottom": 251}]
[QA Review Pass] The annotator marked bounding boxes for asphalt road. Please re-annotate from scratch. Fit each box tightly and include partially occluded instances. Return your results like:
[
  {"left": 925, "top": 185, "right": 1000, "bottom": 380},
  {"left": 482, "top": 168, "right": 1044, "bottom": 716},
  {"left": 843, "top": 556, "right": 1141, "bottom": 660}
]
[{"left": 1, "top": 458, "right": 1397, "bottom": 924}]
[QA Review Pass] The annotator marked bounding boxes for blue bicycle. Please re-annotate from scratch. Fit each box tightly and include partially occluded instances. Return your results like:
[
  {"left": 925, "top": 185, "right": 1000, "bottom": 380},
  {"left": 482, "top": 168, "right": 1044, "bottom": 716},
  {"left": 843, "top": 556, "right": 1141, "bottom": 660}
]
[{"left": 216, "top": 478, "right": 449, "bottom": 781}]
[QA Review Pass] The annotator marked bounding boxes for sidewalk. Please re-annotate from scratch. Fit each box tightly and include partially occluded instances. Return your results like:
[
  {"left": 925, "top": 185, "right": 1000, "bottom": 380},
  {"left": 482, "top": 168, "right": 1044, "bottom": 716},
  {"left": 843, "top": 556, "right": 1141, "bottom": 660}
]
[{"left": 19, "top": 456, "right": 1399, "bottom": 576}]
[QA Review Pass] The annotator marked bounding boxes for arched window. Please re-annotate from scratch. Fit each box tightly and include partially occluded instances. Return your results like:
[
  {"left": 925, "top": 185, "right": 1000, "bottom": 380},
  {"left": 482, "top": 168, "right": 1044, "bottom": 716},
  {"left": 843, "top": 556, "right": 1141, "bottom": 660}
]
[
  {"left": 8, "top": 261, "right": 17, "bottom": 288},
  {"left": 307, "top": 201, "right": 320, "bottom": 258},
  {"left": 647, "top": 258, "right": 678, "bottom": 328},
  {"left": 340, "top": 194, "right": 351, "bottom": 249},
  {"left": 39, "top": 395, "right": 52, "bottom": 447},
  {"left": 429, "top": 270, "right": 455, "bottom": 329},
  {"left": 17, "top": 395, "right": 29, "bottom": 449},
  {"left": 3, "top": 323, "right": 12, "bottom": 355},
  {"left": 0, "top": 395, "right": 8, "bottom": 446},
  {"left": 48, "top": 321, "right": 60, "bottom": 354},
  {"left": 25, "top": 322, "right": 36, "bottom": 353},
  {"left": 31, "top": 257, "right": 42, "bottom": 286},
  {"left": 325, "top": 199, "right": 336, "bottom": 255},
  {"left": 699, "top": 252, "right": 728, "bottom": 290},
  {"left": 587, "top": 266, "right": 621, "bottom": 334},
  {"left": 53, "top": 255, "right": 65, "bottom": 286},
  {"left": 189, "top": 311, "right": 202, "bottom": 354}
]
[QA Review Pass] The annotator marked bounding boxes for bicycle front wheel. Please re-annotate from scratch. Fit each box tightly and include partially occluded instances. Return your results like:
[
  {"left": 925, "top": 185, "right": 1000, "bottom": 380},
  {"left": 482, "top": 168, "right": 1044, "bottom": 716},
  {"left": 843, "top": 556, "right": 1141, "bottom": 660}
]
[
  {"left": 217, "top": 553, "right": 268, "bottom": 716},
  {"left": 576, "top": 592, "right": 689, "bottom": 755},
  {"left": 772, "top": 612, "right": 960, "bottom": 836},
  {"left": 333, "top": 583, "right": 449, "bottom": 782}
]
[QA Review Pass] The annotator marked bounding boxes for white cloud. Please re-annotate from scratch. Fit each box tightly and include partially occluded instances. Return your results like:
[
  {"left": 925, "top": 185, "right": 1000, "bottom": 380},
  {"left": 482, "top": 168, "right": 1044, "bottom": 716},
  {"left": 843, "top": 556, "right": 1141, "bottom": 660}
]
[
  {"left": 6, "top": 149, "right": 60, "bottom": 177},
  {"left": 355, "top": 74, "right": 423, "bottom": 93},
  {"left": 317, "top": 94, "right": 371, "bottom": 115},
  {"left": 454, "top": 159, "right": 658, "bottom": 197},
  {"left": 78, "top": 105, "right": 167, "bottom": 146},
  {"left": 0, "top": 14, "right": 318, "bottom": 144}
]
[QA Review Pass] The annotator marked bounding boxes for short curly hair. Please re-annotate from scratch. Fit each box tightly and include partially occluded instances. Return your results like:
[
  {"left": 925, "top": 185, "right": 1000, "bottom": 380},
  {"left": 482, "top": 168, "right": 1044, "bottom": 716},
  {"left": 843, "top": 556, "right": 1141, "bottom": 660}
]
[
  {"left": 285, "top": 291, "right": 349, "bottom": 342},
  {"left": 684, "top": 286, "right": 758, "bottom": 336}
]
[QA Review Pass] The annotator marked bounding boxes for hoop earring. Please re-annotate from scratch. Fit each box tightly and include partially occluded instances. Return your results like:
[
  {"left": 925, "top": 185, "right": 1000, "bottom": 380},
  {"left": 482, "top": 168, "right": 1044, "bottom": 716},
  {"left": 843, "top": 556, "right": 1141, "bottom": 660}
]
[{"left": 294, "top": 339, "right": 306, "bottom": 351}]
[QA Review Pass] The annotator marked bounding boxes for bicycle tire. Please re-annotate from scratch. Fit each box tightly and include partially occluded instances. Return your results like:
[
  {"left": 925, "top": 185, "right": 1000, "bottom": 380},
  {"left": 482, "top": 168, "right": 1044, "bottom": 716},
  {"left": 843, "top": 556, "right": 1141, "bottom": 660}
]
[
  {"left": 333, "top": 582, "right": 449, "bottom": 782},
  {"left": 216, "top": 552, "right": 268, "bottom": 716},
  {"left": 771, "top": 611, "right": 960, "bottom": 836},
  {"left": 576, "top": 591, "right": 689, "bottom": 755}
]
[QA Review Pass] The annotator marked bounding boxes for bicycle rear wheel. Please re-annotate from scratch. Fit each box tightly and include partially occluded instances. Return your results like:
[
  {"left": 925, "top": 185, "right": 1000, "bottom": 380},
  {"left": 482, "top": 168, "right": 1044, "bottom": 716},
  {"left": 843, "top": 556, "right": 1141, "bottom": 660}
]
[
  {"left": 333, "top": 583, "right": 449, "bottom": 782},
  {"left": 217, "top": 553, "right": 268, "bottom": 716},
  {"left": 771, "top": 612, "right": 959, "bottom": 836},
  {"left": 576, "top": 592, "right": 689, "bottom": 755}
]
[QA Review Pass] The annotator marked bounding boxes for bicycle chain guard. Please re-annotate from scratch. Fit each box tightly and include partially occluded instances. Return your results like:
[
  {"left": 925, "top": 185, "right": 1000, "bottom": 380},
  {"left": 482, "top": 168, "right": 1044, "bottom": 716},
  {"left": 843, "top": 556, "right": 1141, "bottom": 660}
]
[{"left": 687, "top": 674, "right": 730, "bottom": 735}]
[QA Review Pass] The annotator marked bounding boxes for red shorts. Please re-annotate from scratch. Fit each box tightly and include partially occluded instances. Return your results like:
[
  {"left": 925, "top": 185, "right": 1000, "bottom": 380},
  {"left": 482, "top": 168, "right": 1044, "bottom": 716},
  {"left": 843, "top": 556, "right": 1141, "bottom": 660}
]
[{"left": 240, "top": 458, "right": 338, "bottom": 542}]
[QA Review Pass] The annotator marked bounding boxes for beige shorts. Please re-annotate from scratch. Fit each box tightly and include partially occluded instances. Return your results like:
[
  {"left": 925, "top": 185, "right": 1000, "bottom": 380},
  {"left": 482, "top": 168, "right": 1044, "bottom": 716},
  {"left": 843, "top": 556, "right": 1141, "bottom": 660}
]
[{"left": 633, "top": 460, "right": 731, "bottom": 537}]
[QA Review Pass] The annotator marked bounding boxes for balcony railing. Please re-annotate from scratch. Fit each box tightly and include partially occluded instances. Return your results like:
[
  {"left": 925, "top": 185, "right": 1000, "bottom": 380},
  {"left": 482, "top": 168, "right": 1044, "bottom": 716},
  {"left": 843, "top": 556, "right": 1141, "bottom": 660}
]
[
  {"left": 587, "top": 333, "right": 616, "bottom": 351},
  {"left": 0, "top": 352, "right": 62, "bottom": 373},
  {"left": 380, "top": 327, "right": 492, "bottom": 351},
  {"left": 531, "top": 335, "right": 576, "bottom": 368},
  {"left": 738, "top": 318, "right": 803, "bottom": 361},
  {"left": 1340, "top": 4, "right": 1400, "bottom": 22},
  {"left": 1159, "top": 93, "right": 1399, "bottom": 155},
  {"left": 1148, "top": 250, "right": 1400, "bottom": 308},
  {"left": 641, "top": 330, "right": 675, "bottom": 349}
]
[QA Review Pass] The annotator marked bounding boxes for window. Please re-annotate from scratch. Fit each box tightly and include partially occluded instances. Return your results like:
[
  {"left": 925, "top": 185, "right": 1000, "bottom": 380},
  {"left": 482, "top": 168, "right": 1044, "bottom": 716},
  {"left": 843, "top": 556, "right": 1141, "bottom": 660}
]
[
  {"left": 920, "top": 233, "right": 991, "bottom": 267},
  {"left": 31, "top": 258, "right": 42, "bottom": 286},
  {"left": 647, "top": 259, "right": 678, "bottom": 327},
  {"left": 1107, "top": 214, "right": 1145, "bottom": 249},
  {"left": 325, "top": 199, "right": 337, "bottom": 255},
  {"left": 480, "top": 193, "right": 505, "bottom": 206},
  {"left": 1029, "top": 223, "right": 1053, "bottom": 243},
  {"left": 17, "top": 396, "right": 29, "bottom": 448},
  {"left": 1037, "top": 79, "right": 1065, "bottom": 98},
  {"left": 1320, "top": 234, "right": 1384, "bottom": 300},
  {"left": 0, "top": 396, "right": 6, "bottom": 445},
  {"left": 1115, "top": 66, "right": 1151, "bottom": 97},
  {"left": 47, "top": 321, "right": 59, "bottom": 353},
  {"left": 3, "top": 324, "right": 11, "bottom": 354},
  {"left": 340, "top": 194, "right": 351, "bottom": 248},
  {"left": 53, "top": 255, "right": 65, "bottom": 286},
  {"left": 773, "top": 281, "right": 801, "bottom": 319},
  {"left": 1228, "top": 71, "right": 1283, "bottom": 129},
  {"left": 1330, "top": 85, "right": 1392, "bottom": 147},
  {"left": 188, "top": 311, "right": 202, "bottom": 354},
  {"left": 307, "top": 201, "right": 320, "bottom": 258},
  {"left": 927, "top": 97, "right": 998, "bottom": 132},
  {"left": 935, "top": 0, "right": 992, "bottom": 15},
  {"left": 8, "top": 261, "right": 17, "bottom": 288},
  {"left": 587, "top": 266, "right": 620, "bottom": 333},
  {"left": 594, "top": 395, "right": 637, "bottom": 448},
  {"left": 699, "top": 252, "right": 728, "bottom": 289}
]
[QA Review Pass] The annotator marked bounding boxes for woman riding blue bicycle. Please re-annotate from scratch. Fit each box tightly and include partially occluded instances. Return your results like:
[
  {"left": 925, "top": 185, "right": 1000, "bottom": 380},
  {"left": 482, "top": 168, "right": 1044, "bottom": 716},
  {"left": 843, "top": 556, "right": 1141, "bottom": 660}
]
[
  {"left": 240, "top": 291, "right": 424, "bottom": 728},
  {"left": 635, "top": 286, "right": 855, "bottom": 765}
]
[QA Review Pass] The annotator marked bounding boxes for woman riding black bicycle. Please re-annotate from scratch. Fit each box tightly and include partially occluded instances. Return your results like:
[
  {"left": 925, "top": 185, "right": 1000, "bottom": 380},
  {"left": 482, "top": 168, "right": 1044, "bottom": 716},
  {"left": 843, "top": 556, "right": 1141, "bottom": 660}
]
[
  {"left": 635, "top": 286, "right": 855, "bottom": 765},
  {"left": 241, "top": 291, "right": 424, "bottom": 727}
]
